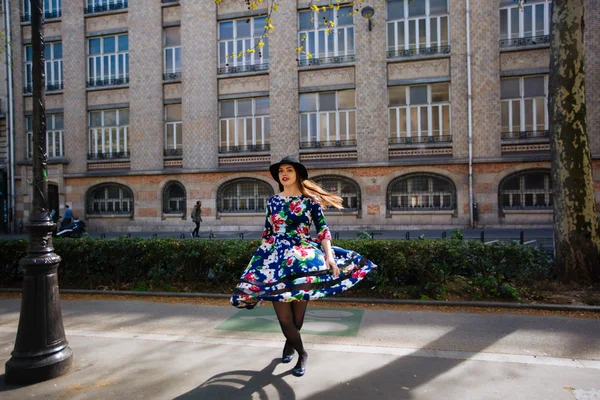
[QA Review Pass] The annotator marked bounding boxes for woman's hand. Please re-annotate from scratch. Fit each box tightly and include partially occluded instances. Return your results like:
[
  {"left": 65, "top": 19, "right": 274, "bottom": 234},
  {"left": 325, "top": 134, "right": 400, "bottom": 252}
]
[{"left": 326, "top": 255, "right": 339, "bottom": 278}]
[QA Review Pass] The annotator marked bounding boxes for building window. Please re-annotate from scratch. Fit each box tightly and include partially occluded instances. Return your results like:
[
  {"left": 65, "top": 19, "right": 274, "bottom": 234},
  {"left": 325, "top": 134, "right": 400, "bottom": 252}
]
[
  {"left": 219, "top": 97, "right": 270, "bottom": 153},
  {"left": 88, "top": 109, "right": 129, "bottom": 159},
  {"left": 23, "top": 0, "right": 62, "bottom": 22},
  {"left": 164, "top": 27, "right": 181, "bottom": 81},
  {"left": 24, "top": 42, "right": 63, "bottom": 93},
  {"left": 165, "top": 104, "right": 182, "bottom": 156},
  {"left": 500, "top": 170, "right": 553, "bottom": 209},
  {"left": 300, "top": 90, "right": 356, "bottom": 148},
  {"left": 387, "top": 0, "right": 450, "bottom": 58},
  {"left": 388, "top": 174, "right": 455, "bottom": 210},
  {"left": 501, "top": 75, "right": 548, "bottom": 139},
  {"left": 218, "top": 179, "right": 274, "bottom": 213},
  {"left": 313, "top": 176, "right": 361, "bottom": 212},
  {"left": 500, "top": 0, "right": 551, "bottom": 47},
  {"left": 85, "top": 0, "right": 128, "bottom": 14},
  {"left": 163, "top": 181, "right": 186, "bottom": 214},
  {"left": 389, "top": 83, "right": 451, "bottom": 144},
  {"left": 26, "top": 114, "right": 64, "bottom": 159},
  {"left": 218, "top": 16, "right": 269, "bottom": 74},
  {"left": 298, "top": 5, "right": 354, "bottom": 66},
  {"left": 87, "top": 34, "right": 129, "bottom": 87},
  {"left": 86, "top": 183, "right": 133, "bottom": 216}
]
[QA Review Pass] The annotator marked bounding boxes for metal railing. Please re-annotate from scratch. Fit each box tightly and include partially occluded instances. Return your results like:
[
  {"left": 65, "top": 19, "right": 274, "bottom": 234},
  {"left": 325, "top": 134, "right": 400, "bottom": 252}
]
[
  {"left": 387, "top": 45, "right": 451, "bottom": 59},
  {"left": 218, "top": 144, "right": 270, "bottom": 153},
  {"left": 164, "top": 149, "right": 183, "bottom": 156},
  {"left": 163, "top": 72, "right": 181, "bottom": 81},
  {"left": 298, "top": 54, "right": 355, "bottom": 67},
  {"left": 87, "top": 76, "right": 129, "bottom": 88},
  {"left": 217, "top": 63, "right": 269, "bottom": 75},
  {"left": 500, "top": 35, "right": 550, "bottom": 47},
  {"left": 87, "top": 151, "right": 130, "bottom": 160},
  {"left": 162, "top": 0, "right": 179, "bottom": 3},
  {"left": 22, "top": 10, "right": 62, "bottom": 22},
  {"left": 84, "top": 1, "right": 128, "bottom": 14},
  {"left": 501, "top": 130, "right": 549, "bottom": 140},
  {"left": 389, "top": 135, "right": 453, "bottom": 145},
  {"left": 300, "top": 139, "right": 356, "bottom": 149},
  {"left": 24, "top": 83, "right": 64, "bottom": 94}
]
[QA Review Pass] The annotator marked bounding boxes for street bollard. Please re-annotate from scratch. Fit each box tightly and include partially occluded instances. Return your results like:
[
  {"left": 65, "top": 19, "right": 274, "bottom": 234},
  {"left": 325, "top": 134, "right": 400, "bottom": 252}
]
[
  {"left": 180, "top": 233, "right": 185, "bottom": 239},
  {"left": 334, "top": 232, "right": 339, "bottom": 240},
  {"left": 480, "top": 231, "right": 485, "bottom": 243},
  {"left": 520, "top": 231, "right": 524, "bottom": 245},
  {"left": 406, "top": 231, "right": 410, "bottom": 240},
  {"left": 100, "top": 233, "right": 106, "bottom": 239},
  {"left": 127, "top": 233, "right": 131, "bottom": 238},
  {"left": 442, "top": 231, "right": 446, "bottom": 239},
  {"left": 239, "top": 233, "right": 244, "bottom": 240},
  {"left": 153, "top": 233, "right": 157, "bottom": 239}
]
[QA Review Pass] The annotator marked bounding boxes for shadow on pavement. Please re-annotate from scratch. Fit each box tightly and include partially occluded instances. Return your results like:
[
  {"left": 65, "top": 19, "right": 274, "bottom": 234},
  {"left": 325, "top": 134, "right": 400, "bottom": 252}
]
[{"left": 174, "top": 358, "right": 295, "bottom": 400}]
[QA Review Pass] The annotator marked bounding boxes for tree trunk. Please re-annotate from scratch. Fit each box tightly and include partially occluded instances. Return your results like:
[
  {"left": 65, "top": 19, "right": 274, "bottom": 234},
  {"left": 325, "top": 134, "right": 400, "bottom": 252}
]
[{"left": 549, "top": 0, "right": 600, "bottom": 282}]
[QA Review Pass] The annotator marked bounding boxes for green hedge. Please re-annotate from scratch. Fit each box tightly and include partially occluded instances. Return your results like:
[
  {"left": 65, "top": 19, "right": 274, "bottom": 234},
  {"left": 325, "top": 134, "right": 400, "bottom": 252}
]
[{"left": 0, "top": 236, "right": 553, "bottom": 300}]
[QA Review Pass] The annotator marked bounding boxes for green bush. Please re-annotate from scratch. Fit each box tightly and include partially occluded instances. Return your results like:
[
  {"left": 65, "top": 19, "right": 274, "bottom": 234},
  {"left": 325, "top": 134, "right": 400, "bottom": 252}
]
[{"left": 0, "top": 236, "right": 553, "bottom": 300}]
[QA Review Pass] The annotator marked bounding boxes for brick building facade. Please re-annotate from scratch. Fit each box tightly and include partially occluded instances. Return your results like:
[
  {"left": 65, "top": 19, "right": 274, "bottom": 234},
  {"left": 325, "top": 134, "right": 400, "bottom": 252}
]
[{"left": 6, "top": 0, "right": 600, "bottom": 233}]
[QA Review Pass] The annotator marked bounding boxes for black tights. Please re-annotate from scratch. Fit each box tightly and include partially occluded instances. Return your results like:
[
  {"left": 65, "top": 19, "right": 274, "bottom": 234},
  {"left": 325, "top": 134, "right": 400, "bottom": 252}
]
[{"left": 273, "top": 300, "right": 309, "bottom": 366}]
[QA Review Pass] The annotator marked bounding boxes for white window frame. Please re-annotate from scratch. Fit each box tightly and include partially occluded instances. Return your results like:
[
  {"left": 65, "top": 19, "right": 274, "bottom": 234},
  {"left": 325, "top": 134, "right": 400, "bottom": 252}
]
[
  {"left": 500, "top": 0, "right": 552, "bottom": 41},
  {"left": 300, "top": 90, "right": 356, "bottom": 146},
  {"left": 164, "top": 104, "right": 183, "bottom": 153},
  {"left": 43, "top": 0, "right": 62, "bottom": 18},
  {"left": 219, "top": 179, "right": 273, "bottom": 213},
  {"left": 219, "top": 98, "right": 270, "bottom": 152},
  {"left": 218, "top": 16, "right": 269, "bottom": 71},
  {"left": 389, "top": 175, "right": 455, "bottom": 210},
  {"left": 26, "top": 114, "right": 64, "bottom": 159},
  {"left": 88, "top": 109, "right": 129, "bottom": 157},
  {"left": 388, "top": 83, "right": 451, "bottom": 142},
  {"left": 164, "top": 27, "right": 181, "bottom": 77},
  {"left": 298, "top": 6, "right": 355, "bottom": 62},
  {"left": 87, "top": 34, "right": 129, "bottom": 86},
  {"left": 87, "top": 0, "right": 128, "bottom": 13},
  {"left": 24, "top": 45, "right": 32, "bottom": 93},
  {"left": 501, "top": 75, "right": 548, "bottom": 138},
  {"left": 501, "top": 172, "right": 553, "bottom": 209},
  {"left": 45, "top": 41, "right": 63, "bottom": 91},
  {"left": 89, "top": 185, "right": 133, "bottom": 215},
  {"left": 386, "top": 0, "right": 450, "bottom": 56}
]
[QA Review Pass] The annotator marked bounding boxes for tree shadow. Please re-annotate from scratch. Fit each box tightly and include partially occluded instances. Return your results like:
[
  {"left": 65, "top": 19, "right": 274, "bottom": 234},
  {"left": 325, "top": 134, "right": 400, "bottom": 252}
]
[{"left": 174, "top": 358, "right": 296, "bottom": 400}]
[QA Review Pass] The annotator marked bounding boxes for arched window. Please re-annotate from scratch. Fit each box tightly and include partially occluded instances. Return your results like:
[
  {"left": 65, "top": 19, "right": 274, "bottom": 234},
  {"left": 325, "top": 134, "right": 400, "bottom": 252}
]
[
  {"left": 499, "top": 170, "right": 553, "bottom": 209},
  {"left": 218, "top": 179, "right": 273, "bottom": 213},
  {"left": 313, "top": 175, "right": 361, "bottom": 212},
  {"left": 388, "top": 174, "right": 455, "bottom": 210},
  {"left": 86, "top": 183, "right": 133, "bottom": 215},
  {"left": 163, "top": 181, "right": 186, "bottom": 214}
]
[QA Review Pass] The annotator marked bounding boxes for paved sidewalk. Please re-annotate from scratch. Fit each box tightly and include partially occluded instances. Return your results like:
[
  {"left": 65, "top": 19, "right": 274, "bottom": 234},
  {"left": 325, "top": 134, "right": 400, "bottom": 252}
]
[{"left": 1, "top": 297, "right": 599, "bottom": 399}]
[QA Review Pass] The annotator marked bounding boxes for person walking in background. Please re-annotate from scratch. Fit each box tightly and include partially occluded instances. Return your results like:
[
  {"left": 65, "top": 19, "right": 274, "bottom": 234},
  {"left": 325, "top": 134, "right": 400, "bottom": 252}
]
[
  {"left": 62, "top": 205, "right": 73, "bottom": 225},
  {"left": 191, "top": 201, "right": 202, "bottom": 238},
  {"left": 230, "top": 156, "right": 377, "bottom": 377}
]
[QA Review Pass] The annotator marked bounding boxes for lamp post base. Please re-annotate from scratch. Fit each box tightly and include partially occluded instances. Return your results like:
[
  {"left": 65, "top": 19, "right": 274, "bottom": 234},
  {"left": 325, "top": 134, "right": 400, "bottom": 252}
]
[{"left": 5, "top": 346, "right": 73, "bottom": 385}]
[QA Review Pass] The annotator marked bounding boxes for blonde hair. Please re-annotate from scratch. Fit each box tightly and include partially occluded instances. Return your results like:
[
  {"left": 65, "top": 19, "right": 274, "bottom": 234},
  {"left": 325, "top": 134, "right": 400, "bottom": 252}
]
[{"left": 299, "top": 179, "right": 344, "bottom": 210}]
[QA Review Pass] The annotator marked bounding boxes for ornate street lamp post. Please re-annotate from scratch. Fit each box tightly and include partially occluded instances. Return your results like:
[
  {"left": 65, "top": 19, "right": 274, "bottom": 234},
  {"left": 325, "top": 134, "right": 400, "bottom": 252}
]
[{"left": 4, "top": 0, "right": 73, "bottom": 384}]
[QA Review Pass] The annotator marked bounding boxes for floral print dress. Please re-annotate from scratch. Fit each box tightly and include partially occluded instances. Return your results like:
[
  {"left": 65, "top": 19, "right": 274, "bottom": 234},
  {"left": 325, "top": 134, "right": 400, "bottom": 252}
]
[{"left": 230, "top": 194, "right": 377, "bottom": 309}]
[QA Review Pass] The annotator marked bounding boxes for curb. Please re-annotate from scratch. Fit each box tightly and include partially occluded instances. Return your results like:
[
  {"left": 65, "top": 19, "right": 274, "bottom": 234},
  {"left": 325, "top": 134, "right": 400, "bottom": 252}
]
[{"left": 2, "top": 288, "right": 599, "bottom": 313}]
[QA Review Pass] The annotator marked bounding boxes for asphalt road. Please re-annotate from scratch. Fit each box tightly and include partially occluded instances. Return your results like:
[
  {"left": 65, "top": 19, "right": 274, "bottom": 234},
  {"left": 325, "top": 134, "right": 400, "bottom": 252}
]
[{"left": 1, "top": 297, "right": 598, "bottom": 399}]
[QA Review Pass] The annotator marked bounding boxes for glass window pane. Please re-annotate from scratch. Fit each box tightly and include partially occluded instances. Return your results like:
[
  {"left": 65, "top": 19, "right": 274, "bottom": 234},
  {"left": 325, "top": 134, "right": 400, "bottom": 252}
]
[
  {"left": 420, "top": 106, "right": 428, "bottom": 134},
  {"left": 164, "top": 27, "right": 181, "bottom": 47},
  {"left": 387, "top": 0, "right": 404, "bottom": 19},
  {"left": 54, "top": 42, "right": 62, "bottom": 58},
  {"left": 525, "top": 99, "right": 534, "bottom": 131},
  {"left": 442, "top": 105, "right": 450, "bottom": 135},
  {"left": 54, "top": 114, "right": 64, "bottom": 129},
  {"left": 237, "top": 99, "right": 253, "bottom": 117},
  {"left": 512, "top": 101, "right": 521, "bottom": 132},
  {"left": 410, "top": 86, "right": 428, "bottom": 104},
  {"left": 299, "top": 11, "right": 312, "bottom": 30},
  {"left": 253, "top": 16, "right": 266, "bottom": 36},
  {"left": 408, "top": 0, "right": 426, "bottom": 17},
  {"left": 104, "top": 110, "right": 116, "bottom": 126},
  {"left": 535, "top": 98, "right": 546, "bottom": 131},
  {"left": 220, "top": 21, "right": 234, "bottom": 39},
  {"left": 255, "top": 97, "right": 270, "bottom": 115},
  {"left": 536, "top": 4, "right": 545, "bottom": 36},
  {"left": 221, "top": 101, "right": 235, "bottom": 117},
  {"left": 300, "top": 93, "right": 317, "bottom": 112},
  {"left": 524, "top": 76, "right": 545, "bottom": 97},
  {"left": 501, "top": 102, "right": 510, "bottom": 132},
  {"left": 119, "top": 110, "right": 129, "bottom": 125},
  {"left": 237, "top": 19, "right": 252, "bottom": 38},
  {"left": 118, "top": 35, "right": 129, "bottom": 51},
  {"left": 387, "top": 23, "right": 396, "bottom": 51},
  {"left": 103, "top": 36, "right": 115, "bottom": 53},
  {"left": 389, "top": 86, "right": 407, "bottom": 106},
  {"left": 524, "top": 5, "right": 533, "bottom": 38},
  {"left": 501, "top": 78, "right": 520, "bottom": 99},
  {"left": 90, "top": 111, "right": 102, "bottom": 127},
  {"left": 89, "top": 38, "right": 101, "bottom": 55},
  {"left": 337, "top": 7, "right": 354, "bottom": 26},
  {"left": 510, "top": 8, "right": 520, "bottom": 37},
  {"left": 431, "top": 83, "right": 449, "bottom": 102},
  {"left": 300, "top": 114, "right": 308, "bottom": 139},
  {"left": 338, "top": 90, "right": 355, "bottom": 109},
  {"left": 166, "top": 104, "right": 182, "bottom": 121},
  {"left": 430, "top": 0, "right": 447, "bottom": 15},
  {"left": 500, "top": 9, "right": 508, "bottom": 38},
  {"left": 410, "top": 107, "right": 418, "bottom": 135},
  {"left": 319, "top": 93, "right": 336, "bottom": 111},
  {"left": 440, "top": 16, "right": 448, "bottom": 45},
  {"left": 45, "top": 45, "right": 51, "bottom": 59}
]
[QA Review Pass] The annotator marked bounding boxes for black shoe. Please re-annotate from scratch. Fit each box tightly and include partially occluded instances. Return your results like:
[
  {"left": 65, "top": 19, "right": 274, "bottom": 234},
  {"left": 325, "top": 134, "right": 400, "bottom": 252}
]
[{"left": 292, "top": 352, "right": 308, "bottom": 377}]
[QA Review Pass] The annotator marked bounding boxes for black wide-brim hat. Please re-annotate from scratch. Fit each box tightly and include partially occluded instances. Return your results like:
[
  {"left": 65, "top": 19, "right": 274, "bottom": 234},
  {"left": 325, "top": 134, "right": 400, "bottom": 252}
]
[{"left": 269, "top": 156, "right": 308, "bottom": 183}]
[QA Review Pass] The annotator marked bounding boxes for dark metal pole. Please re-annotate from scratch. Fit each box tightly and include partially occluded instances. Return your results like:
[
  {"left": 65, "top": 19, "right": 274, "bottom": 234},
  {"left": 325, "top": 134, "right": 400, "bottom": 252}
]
[{"left": 5, "top": 0, "right": 73, "bottom": 384}]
